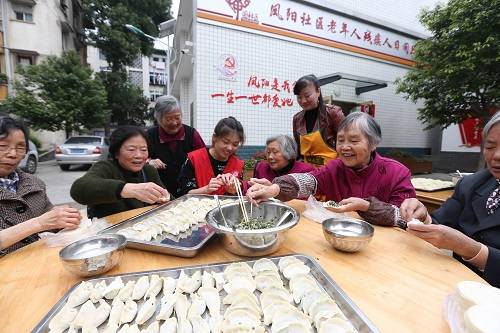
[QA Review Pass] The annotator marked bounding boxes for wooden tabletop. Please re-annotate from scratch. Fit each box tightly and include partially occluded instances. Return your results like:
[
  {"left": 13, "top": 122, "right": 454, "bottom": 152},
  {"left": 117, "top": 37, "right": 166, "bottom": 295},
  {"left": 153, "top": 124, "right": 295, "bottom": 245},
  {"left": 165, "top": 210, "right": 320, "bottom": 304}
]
[
  {"left": 0, "top": 200, "right": 483, "bottom": 333},
  {"left": 416, "top": 189, "right": 454, "bottom": 205}
]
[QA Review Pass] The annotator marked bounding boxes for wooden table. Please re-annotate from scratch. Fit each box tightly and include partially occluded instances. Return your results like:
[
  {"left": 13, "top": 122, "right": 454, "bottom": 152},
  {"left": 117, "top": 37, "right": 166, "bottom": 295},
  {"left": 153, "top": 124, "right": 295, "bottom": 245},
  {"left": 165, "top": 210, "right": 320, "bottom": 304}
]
[
  {"left": 0, "top": 200, "right": 483, "bottom": 333},
  {"left": 416, "top": 189, "right": 454, "bottom": 212}
]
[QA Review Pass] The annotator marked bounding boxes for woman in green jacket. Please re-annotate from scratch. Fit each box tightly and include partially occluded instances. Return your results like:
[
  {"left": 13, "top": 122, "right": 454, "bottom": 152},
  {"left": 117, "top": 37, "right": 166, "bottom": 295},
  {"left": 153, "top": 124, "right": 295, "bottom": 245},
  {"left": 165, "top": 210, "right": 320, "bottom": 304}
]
[{"left": 71, "top": 126, "right": 170, "bottom": 218}]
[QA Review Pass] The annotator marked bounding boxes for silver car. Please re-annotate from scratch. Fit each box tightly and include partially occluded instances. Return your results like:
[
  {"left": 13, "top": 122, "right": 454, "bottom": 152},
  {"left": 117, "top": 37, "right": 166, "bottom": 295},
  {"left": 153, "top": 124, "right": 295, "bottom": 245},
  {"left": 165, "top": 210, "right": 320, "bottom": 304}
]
[
  {"left": 56, "top": 136, "right": 109, "bottom": 171},
  {"left": 19, "top": 140, "right": 39, "bottom": 174}
]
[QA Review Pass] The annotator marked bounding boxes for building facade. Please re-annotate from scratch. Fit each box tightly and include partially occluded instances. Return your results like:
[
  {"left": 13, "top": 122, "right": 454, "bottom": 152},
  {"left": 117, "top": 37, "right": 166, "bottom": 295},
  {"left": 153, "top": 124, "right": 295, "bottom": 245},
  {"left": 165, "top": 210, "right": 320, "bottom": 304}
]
[{"left": 170, "top": 0, "right": 446, "bottom": 158}]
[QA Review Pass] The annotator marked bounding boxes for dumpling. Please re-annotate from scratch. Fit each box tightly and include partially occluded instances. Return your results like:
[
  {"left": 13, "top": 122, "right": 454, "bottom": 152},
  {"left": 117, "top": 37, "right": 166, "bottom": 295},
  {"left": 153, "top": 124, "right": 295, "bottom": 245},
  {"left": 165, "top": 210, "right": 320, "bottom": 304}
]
[
  {"left": 161, "top": 276, "right": 177, "bottom": 296},
  {"left": 177, "top": 319, "right": 193, "bottom": 333},
  {"left": 198, "top": 286, "right": 221, "bottom": 317},
  {"left": 73, "top": 300, "right": 97, "bottom": 328},
  {"left": 94, "top": 299, "right": 111, "bottom": 327},
  {"left": 318, "top": 317, "right": 356, "bottom": 333},
  {"left": 252, "top": 258, "right": 278, "bottom": 275},
  {"left": 159, "top": 317, "right": 177, "bottom": 333},
  {"left": 67, "top": 281, "right": 93, "bottom": 307},
  {"left": 119, "top": 299, "right": 138, "bottom": 325},
  {"left": 189, "top": 315, "right": 210, "bottom": 333},
  {"left": 132, "top": 276, "right": 149, "bottom": 300},
  {"left": 271, "top": 308, "right": 311, "bottom": 332},
  {"left": 156, "top": 294, "right": 176, "bottom": 320},
  {"left": 117, "top": 280, "right": 136, "bottom": 302},
  {"left": 187, "top": 293, "right": 206, "bottom": 319},
  {"left": 283, "top": 262, "right": 310, "bottom": 280},
  {"left": 145, "top": 274, "right": 163, "bottom": 299},
  {"left": 278, "top": 257, "right": 302, "bottom": 272},
  {"left": 135, "top": 297, "right": 156, "bottom": 325},
  {"left": 104, "top": 277, "right": 125, "bottom": 300},
  {"left": 89, "top": 280, "right": 107, "bottom": 303},
  {"left": 108, "top": 298, "right": 125, "bottom": 327},
  {"left": 142, "top": 320, "right": 160, "bottom": 333},
  {"left": 174, "top": 293, "right": 190, "bottom": 321},
  {"left": 48, "top": 305, "right": 78, "bottom": 333},
  {"left": 201, "top": 270, "right": 215, "bottom": 288},
  {"left": 176, "top": 270, "right": 202, "bottom": 294}
]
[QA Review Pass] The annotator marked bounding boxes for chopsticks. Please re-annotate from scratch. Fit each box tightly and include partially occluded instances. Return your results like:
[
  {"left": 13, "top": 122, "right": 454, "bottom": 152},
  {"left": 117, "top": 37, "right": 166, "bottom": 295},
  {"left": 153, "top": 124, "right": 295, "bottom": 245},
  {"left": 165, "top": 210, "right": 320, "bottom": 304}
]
[{"left": 232, "top": 176, "right": 250, "bottom": 223}]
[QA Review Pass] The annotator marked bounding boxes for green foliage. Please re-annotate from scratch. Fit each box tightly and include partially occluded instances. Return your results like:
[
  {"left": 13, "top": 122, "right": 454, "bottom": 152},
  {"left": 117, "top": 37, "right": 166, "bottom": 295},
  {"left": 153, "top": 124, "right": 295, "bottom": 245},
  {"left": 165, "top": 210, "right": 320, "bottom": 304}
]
[
  {"left": 1, "top": 51, "right": 109, "bottom": 136},
  {"left": 244, "top": 151, "right": 266, "bottom": 170},
  {"left": 84, "top": 0, "right": 172, "bottom": 71},
  {"left": 396, "top": 0, "right": 500, "bottom": 129},
  {"left": 98, "top": 71, "right": 150, "bottom": 126},
  {"left": 28, "top": 132, "right": 42, "bottom": 149},
  {"left": 0, "top": 72, "right": 7, "bottom": 84}
]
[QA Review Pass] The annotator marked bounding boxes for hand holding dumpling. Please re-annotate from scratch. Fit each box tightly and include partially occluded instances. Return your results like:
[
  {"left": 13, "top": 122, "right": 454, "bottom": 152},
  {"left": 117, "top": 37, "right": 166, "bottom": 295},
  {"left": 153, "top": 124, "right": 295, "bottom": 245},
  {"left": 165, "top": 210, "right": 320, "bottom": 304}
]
[
  {"left": 121, "top": 182, "right": 171, "bottom": 204},
  {"left": 34, "top": 205, "right": 82, "bottom": 231}
]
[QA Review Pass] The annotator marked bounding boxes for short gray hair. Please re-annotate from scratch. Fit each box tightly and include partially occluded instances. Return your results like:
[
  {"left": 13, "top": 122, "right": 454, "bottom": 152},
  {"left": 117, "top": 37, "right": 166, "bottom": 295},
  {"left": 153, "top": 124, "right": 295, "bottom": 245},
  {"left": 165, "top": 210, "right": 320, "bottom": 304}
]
[
  {"left": 483, "top": 112, "right": 500, "bottom": 142},
  {"left": 154, "top": 95, "right": 181, "bottom": 122},
  {"left": 266, "top": 134, "right": 297, "bottom": 161},
  {"left": 338, "top": 112, "right": 382, "bottom": 147}
]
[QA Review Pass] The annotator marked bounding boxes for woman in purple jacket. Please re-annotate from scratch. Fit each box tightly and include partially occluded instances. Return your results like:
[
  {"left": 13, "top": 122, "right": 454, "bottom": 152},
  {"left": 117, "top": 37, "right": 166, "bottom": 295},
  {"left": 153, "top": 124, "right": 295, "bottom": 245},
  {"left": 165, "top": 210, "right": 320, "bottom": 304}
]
[
  {"left": 251, "top": 135, "right": 314, "bottom": 184},
  {"left": 247, "top": 112, "right": 416, "bottom": 226}
]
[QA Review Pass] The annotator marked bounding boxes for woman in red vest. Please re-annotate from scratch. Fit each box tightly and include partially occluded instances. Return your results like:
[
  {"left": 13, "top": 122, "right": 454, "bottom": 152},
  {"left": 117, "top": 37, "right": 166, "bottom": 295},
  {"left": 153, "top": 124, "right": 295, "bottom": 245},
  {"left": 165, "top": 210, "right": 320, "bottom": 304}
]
[{"left": 177, "top": 116, "right": 245, "bottom": 196}]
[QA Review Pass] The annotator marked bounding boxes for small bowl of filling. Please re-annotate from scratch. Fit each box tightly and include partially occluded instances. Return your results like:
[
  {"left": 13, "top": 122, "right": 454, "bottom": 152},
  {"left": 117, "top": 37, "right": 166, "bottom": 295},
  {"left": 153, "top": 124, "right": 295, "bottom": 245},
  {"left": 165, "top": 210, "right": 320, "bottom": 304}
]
[{"left": 205, "top": 200, "right": 299, "bottom": 256}]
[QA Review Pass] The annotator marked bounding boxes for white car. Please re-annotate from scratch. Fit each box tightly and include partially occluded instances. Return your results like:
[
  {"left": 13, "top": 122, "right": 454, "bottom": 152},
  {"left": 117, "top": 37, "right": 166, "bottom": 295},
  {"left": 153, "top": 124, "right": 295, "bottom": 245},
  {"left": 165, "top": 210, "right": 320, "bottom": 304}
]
[
  {"left": 19, "top": 140, "right": 38, "bottom": 174},
  {"left": 55, "top": 136, "right": 109, "bottom": 171}
]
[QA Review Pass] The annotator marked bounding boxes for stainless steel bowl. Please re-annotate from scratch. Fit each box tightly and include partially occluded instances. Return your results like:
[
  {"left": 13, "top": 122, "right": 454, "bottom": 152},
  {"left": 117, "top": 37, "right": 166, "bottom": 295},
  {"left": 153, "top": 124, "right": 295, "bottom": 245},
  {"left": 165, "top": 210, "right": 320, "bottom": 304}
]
[
  {"left": 322, "top": 218, "right": 374, "bottom": 252},
  {"left": 59, "top": 234, "right": 127, "bottom": 277},
  {"left": 449, "top": 172, "right": 474, "bottom": 186},
  {"left": 205, "top": 200, "right": 299, "bottom": 256}
]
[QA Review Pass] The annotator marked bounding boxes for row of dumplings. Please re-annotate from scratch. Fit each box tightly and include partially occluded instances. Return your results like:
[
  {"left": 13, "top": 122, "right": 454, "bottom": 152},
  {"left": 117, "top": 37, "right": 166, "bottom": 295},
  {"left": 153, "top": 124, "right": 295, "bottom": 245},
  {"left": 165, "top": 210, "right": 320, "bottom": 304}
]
[{"left": 116, "top": 197, "right": 233, "bottom": 242}]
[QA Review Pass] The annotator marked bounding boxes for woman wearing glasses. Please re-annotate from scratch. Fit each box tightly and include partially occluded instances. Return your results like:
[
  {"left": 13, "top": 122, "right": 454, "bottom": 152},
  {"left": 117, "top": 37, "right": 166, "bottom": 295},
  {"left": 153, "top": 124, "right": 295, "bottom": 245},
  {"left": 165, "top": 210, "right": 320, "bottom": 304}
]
[
  {"left": 0, "top": 116, "right": 82, "bottom": 255},
  {"left": 71, "top": 126, "right": 171, "bottom": 218}
]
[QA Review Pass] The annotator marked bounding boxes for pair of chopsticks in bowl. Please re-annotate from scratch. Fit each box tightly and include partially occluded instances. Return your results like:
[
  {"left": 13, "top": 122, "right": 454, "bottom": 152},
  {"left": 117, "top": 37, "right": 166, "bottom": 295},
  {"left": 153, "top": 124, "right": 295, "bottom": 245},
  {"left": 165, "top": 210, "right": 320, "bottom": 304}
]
[{"left": 232, "top": 176, "right": 251, "bottom": 223}]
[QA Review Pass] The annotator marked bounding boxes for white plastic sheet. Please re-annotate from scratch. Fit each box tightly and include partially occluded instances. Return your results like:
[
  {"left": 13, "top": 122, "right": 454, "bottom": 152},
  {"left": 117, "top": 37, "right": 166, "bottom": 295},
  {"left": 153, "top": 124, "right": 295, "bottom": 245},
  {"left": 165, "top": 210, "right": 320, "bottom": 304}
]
[{"left": 302, "top": 195, "right": 347, "bottom": 224}]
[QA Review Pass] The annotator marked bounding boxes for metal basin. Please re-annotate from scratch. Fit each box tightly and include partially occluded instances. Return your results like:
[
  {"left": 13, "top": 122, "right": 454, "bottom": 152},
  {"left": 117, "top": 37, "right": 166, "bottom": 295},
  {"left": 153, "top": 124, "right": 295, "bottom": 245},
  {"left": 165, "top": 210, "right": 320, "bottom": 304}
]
[
  {"left": 59, "top": 234, "right": 126, "bottom": 277},
  {"left": 205, "top": 200, "right": 299, "bottom": 256},
  {"left": 322, "top": 218, "right": 374, "bottom": 252}
]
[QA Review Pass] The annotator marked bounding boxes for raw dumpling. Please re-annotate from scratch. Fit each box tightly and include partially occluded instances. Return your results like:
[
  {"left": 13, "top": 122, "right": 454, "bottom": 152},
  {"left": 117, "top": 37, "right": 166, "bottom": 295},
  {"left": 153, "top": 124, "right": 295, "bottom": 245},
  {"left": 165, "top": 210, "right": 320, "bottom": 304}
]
[
  {"left": 73, "top": 300, "right": 97, "bottom": 328},
  {"left": 67, "top": 281, "right": 93, "bottom": 307},
  {"left": 156, "top": 294, "right": 176, "bottom": 321},
  {"left": 252, "top": 258, "right": 278, "bottom": 275},
  {"left": 48, "top": 305, "right": 78, "bottom": 333},
  {"left": 142, "top": 320, "right": 160, "bottom": 333},
  {"left": 120, "top": 299, "right": 138, "bottom": 325},
  {"left": 90, "top": 280, "right": 107, "bottom": 303},
  {"left": 189, "top": 315, "right": 210, "bottom": 333},
  {"left": 145, "top": 274, "right": 163, "bottom": 299},
  {"left": 117, "top": 280, "right": 136, "bottom": 302},
  {"left": 132, "top": 276, "right": 149, "bottom": 300},
  {"left": 278, "top": 257, "right": 302, "bottom": 272},
  {"left": 187, "top": 293, "right": 206, "bottom": 319},
  {"left": 159, "top": 317, "right": 177, "bottom": 333},
  {"left": 198, "top": 286, "right": 221, "bottom": 317},
  {"left": 283, "top": 262, "right": 310, "bottom": 280},
  {"left": 94, "top": 299, "right": 112, "bottom": 327},
  {"left": 136, "top": 297, "right": 156, "bottom": 325},
  {"left": 174, "top": 293, "right": 190, "bottom": 322},
  {"left": 104, "top": 277, "right": 125, "bottom": 300},
  {"left": 202, "top": 270, "right": 215, "bottom": 288},
  {"left": 162, "top": 276, "right": 177, "bottom": 296},
  {"left": 108, "top": 298, "right": 125, "bottom": 327}
]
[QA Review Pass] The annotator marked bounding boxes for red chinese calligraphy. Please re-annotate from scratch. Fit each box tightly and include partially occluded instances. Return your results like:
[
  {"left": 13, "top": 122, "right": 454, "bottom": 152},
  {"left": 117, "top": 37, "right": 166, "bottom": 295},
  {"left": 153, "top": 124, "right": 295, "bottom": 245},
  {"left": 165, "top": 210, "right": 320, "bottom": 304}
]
[
  {"left": 260, "top": 78, "right": 270, "bottom": 88},
  {"left": 227, "top": 0, "right": 250, "bottom": 21},
  {"left": 340, "top": 23, "right": 349, "bottom": 37},
  {"left": 350, "top": 28, "right": 361, "bottom": 40},
  {"left": 269, "top": 3, "right": 283, "bottom": 20},
  {"left": 281, "top": 97, "right": 294, "bottom": 107},
  {"left": 403, "top": 42, "right": 410, "bottom": 54},
  {"left": 248, "top": 94, "right": 261, "bottom": 104},
  {"left": 300, "top": 12, "right": 311, "bottom": 25},
  {"left": 327, "top": 20, "right": 337, "bottom": 33},
  {"left": 272, "top": 94, "right": 281, "bottom": 108},
  {"left": 226, "top": 90, "right": 235, "bottom": 103},
  {"left": 281, "top": 80, "right": 291, "bottom": 93},
  {"left": 286, "top": 8, "right": 297, "bottom": 22},
  {"left": 247, "top": 75, "right": 261, "bottom": 88},
  {"left": 262, "top": 93, "right": 271, "bottom": 107},
  {"left": 394, "top": 40, "right": 400, "bottom": 50},
  {"left": 363, "top": 31, "right": 372, "bottom": 44},
  {"left": 211, "top": 93, "right": 225, "bottom": 98},
  {"left": 316, "top": 17, "right": 324, "bottom": 30},
  {"left": 235, "top": 95, "right": 248, "bottom": 100},
  {"left": 374, "top": 33, "right": 381, "bottom": 46},
  {"left": 271, "top": 78, "right": 281, "bottom": 92},
  {"left": 383, "top": 38, "right": 392, "bottom": 48}
]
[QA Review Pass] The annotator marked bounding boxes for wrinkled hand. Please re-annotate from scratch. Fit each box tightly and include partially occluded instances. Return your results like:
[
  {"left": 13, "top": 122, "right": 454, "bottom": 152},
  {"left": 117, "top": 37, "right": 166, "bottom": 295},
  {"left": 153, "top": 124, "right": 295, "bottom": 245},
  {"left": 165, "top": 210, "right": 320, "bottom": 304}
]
[
  {"left": 406, "top": 223, "right": 480, "bottom": 258},
  {"left": 121, "top": 182, "right": 171, "bottom": 204},
  {"left": 35, "top": 205, "right": 82, "bottom": 231},
  {"left": 246, "top": 183, "right": 280, "bottom": 204},
  {"left": 148, "top": 159, "right": 167, "bottom": 169},
  {"left": 400, "top": 198, "right": 431, "bottom": 223},
  {"left": 203, "top": 177, "right": 224, "bottom": 194},
  {"left": 248, "top": 178, "right": 272, "bottom": 186},
  {"left": 328, "top": 197, "right": 370, "bottom": 213}
]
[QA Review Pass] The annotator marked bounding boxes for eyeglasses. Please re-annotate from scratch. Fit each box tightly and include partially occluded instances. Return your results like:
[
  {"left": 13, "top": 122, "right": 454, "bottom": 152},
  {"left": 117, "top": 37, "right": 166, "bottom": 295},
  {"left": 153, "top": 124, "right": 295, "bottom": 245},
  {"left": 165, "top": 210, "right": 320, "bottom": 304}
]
[{"left": 0, "top": 144, "right": 27, "bottom": 155}]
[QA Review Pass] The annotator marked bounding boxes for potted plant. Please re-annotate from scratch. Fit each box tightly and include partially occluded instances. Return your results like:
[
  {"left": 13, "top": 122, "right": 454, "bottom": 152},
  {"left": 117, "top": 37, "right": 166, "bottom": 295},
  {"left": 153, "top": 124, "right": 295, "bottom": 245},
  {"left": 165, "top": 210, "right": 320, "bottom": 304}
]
[
  {"left": 243, "top": 150, "right": 266, "bottom": 180},
  {"left": 383, "top": 150, "right": 433, "bottom": 174}
]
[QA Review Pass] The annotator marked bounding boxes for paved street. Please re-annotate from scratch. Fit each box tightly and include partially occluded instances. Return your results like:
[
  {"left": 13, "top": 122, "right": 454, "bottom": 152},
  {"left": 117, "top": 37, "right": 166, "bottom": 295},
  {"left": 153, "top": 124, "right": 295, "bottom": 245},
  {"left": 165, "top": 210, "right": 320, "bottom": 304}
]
[{"left": 35, "top": 161, "right": 87, "bottom": 207}]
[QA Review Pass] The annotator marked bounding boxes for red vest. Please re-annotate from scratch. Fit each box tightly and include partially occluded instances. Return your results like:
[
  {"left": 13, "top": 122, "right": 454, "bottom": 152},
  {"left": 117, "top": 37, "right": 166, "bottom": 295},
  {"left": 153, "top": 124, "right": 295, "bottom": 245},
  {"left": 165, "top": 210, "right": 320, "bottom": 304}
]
[{"left": 187, "top": 148, "right": 244, "bottom": 195}]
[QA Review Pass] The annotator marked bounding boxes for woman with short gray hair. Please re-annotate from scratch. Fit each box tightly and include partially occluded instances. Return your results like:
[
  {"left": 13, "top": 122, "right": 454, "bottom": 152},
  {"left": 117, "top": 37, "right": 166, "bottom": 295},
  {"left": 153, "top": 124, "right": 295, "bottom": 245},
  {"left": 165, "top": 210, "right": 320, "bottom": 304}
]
[
  {"left": 252, "top": 135, "right": 314, "bottom": 184},
  {"left": 247, "top": 112, "right": 416, "bottom": 226},
  {"left": 147, "top": 95, "right": 206, "bottom": 195},
  {"left": 400, "top": 111, "right": 500, "bottom": 287}
]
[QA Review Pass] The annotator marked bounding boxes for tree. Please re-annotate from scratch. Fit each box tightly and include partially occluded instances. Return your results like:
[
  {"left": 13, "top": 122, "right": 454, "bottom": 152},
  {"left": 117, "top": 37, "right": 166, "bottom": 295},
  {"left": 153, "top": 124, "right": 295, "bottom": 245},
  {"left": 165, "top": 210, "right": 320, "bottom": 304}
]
[
  {"left": 84, "top": 0, "right": 172, "bottom": 72},
  {"left": 396, "top": 0, "right": 499, "bottom": 129},
  {"left": 1, "top": 51, "right": 109, "bottom": 138},
  {"left": 98, "top": 71, "right": 150, "bottom": 126}
]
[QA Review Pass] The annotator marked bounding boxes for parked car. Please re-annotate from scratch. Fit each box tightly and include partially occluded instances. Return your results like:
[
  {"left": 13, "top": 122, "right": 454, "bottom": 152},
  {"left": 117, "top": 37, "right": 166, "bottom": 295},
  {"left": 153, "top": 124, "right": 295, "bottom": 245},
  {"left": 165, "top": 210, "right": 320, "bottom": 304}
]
[
  {"left": 55, "top": 136, "right": 109, "bottom": 171},
  {"left": 19, "top": 140, "right": 38, "bottom": 174}
]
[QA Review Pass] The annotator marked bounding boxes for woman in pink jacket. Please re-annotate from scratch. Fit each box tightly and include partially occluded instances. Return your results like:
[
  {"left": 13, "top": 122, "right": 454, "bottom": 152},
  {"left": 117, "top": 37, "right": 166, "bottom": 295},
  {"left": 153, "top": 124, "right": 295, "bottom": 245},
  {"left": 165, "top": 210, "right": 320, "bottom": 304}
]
[{"left": 247, "top": 112, "right": 416, "bottom": 226}]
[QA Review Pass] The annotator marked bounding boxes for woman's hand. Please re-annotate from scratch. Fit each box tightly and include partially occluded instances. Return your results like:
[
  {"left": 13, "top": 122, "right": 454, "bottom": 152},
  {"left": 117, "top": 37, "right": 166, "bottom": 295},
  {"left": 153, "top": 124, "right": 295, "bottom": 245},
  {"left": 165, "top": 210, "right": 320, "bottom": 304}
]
[
  {"left": 328, "top": 197, "right": 370, "bottom": 213},
  {"left": 248, "top": 178, "right": 272, "bottom": 187},
  {"left": 148, "top": 159, "right": 167, "bottom": 169},
  {"left": 202, "top": 177, "right": 224, "bottom": 194},
  {"left": 121, "top": 182, "right": 171, "bottom": 204},
  {"left": 400, "top": 198, "right": 431, "bottom": 223},
  {"left": 406, "top": 223, "right": 482, "bottom": 259},
  {"left": 34, "top": 205, "right": 82, "bottom": 231},
  {"left": 246, "top": 183, "right": 280, "bottom": 203}
]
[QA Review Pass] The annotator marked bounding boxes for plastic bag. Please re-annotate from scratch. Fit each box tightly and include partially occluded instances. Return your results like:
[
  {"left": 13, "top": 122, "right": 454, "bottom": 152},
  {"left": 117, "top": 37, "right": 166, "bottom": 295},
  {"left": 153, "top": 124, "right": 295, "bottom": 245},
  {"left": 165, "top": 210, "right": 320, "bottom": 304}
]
[
  {"left": 38, "top": 214, "right": 111, "bottom": 248},
  {"left": 444, "top": 293, "right": 467, "bottom": 333},
  {"left": 302, "top": 195, "right": 347, "bottom": 224}
]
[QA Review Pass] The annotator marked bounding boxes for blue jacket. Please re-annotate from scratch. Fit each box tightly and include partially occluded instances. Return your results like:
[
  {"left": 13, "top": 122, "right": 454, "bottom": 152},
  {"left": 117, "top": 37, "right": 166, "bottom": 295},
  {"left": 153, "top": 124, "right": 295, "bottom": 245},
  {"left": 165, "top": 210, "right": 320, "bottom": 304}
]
[{"left": 432, "top": 169, "right": 500, "bottom": 287}]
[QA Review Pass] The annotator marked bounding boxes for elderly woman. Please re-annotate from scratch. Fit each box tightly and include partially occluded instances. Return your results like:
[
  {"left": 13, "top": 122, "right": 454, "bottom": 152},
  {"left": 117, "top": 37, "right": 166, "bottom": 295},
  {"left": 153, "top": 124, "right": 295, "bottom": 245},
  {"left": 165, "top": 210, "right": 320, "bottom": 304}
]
[
  {"left": 247, "top": 112, "right": 416, "bottom": 225},
  {"left": 400, "top": 112, "right": 500, "bottom": 287},
  {"left": 178, "top": 116, "right": 245, "bottom": 196},
  {"left": 252, "top": 135, "right": 314, "bottom": 183},
  {"left": 71, "top": 126, "right": 170, "bottom": 218},
  {"left": 293, "top": 74, "right": 345, "bottom": 167},
  {"left": 0, "top": 116, "right": 81, "bottom": 255},
  {"left": 147, "top": 95, "right": 206, "bottom": 195}
]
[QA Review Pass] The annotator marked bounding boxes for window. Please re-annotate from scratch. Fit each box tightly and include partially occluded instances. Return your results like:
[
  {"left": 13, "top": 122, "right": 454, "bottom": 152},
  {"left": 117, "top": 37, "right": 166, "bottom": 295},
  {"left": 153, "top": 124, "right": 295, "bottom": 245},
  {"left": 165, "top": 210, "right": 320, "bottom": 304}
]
[
  {"left": 17, "top": 55, "right": 33, "bottom": 66},
  {"left": 14, "top": 11, "right": 33, "bottom": 22}
]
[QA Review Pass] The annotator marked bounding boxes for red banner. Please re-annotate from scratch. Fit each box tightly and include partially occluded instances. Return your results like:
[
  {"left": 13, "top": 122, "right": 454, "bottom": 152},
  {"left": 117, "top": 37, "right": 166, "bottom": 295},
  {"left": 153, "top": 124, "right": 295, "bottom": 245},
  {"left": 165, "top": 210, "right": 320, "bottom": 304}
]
[{"left": 458, "top": 118, "right": 482, "bottom": 147}]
